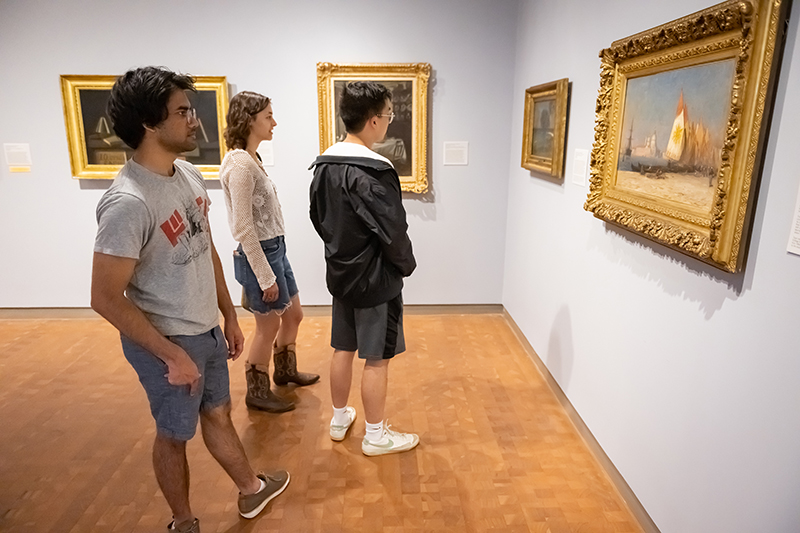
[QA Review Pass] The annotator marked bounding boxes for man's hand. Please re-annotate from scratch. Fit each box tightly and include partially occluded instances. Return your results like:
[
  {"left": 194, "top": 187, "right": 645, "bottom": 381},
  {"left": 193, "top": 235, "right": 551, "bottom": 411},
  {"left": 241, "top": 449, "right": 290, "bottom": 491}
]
[
  {"left": 165, "top": 349, "right": 202, "bottom": 396},
  {"left": 92, "top": 252, "right": 203, "bottom": 392},
  {"left": 262, "top": 282, "right": 279, "bottom": 303},
  {"left": 224, "top": 317, "right": 245, "bottom": 360}
]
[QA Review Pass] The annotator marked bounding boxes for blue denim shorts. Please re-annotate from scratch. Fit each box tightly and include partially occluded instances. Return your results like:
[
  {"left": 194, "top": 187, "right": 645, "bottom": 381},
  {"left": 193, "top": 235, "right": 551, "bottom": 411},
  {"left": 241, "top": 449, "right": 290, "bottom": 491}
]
[
  {"left": 233, "top": 236, "right": 299, "bottom": 315},
  {"left": 121, "top": 326, "right": 231, "bottom": 441}
]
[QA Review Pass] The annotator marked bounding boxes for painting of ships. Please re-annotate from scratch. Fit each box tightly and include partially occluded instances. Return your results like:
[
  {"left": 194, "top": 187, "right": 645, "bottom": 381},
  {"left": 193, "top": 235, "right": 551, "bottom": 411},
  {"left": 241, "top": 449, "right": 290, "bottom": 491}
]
[{"left": 624, "top": 91, "right": 720, "bottom": 182}]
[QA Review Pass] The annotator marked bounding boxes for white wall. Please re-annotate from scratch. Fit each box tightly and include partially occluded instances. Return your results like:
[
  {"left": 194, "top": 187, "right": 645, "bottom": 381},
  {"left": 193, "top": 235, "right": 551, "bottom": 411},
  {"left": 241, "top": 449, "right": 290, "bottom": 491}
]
[
  {"left": 504, "top": 1, "right": 800, "bottom": 532},
  {"left": 0, "top": 0, "right": 518, "bottom": 307}
]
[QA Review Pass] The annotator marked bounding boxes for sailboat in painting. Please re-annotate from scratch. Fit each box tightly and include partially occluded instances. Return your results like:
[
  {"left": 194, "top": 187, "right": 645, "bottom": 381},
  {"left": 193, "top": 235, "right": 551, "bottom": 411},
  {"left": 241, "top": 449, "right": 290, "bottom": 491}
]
[{"left": 628, "top": 90, "right": 719, "bottom": 182}]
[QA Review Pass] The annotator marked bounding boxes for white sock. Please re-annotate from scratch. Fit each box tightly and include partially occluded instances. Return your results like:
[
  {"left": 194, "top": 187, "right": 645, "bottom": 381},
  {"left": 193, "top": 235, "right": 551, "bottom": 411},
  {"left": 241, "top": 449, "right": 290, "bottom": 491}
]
[
  {"left": 365, "top": 420, "right": 384, "bottom": 443},
  {"left": 332, "top": 405, "right": 350, "bottom": 426},
  {"left": 255, "top": 478, "right": 266, "bottom": 493}
]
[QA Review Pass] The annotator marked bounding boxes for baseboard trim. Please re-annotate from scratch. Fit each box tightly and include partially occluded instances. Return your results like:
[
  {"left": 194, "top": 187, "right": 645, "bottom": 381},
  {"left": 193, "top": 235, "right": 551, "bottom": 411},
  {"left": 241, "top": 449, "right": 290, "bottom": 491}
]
[
  {"left": 277, "top": 304, "right": 505, "bottom": 317},
  {"left": 0, "top": 307, "right": 104, "bottom": 319},
  {"left": 0, "top": 303, "right": 504, "bottom": 320},
  {"left": 502, "top": 309, "right": 660, "bottom": 533}
]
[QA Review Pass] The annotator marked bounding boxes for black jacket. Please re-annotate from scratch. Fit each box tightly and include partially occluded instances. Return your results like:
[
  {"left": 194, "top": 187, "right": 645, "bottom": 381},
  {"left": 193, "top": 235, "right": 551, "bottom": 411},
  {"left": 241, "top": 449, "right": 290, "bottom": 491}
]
[{"left": 309, "top": 155, "right": 416, "bottom": 308}]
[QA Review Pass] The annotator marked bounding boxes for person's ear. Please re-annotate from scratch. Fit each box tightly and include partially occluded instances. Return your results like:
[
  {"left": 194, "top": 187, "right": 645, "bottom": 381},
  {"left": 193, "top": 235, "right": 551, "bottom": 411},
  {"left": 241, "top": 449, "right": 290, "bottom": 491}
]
[{"left": 143, "top": 124, "right": 156, "bottom": 133}]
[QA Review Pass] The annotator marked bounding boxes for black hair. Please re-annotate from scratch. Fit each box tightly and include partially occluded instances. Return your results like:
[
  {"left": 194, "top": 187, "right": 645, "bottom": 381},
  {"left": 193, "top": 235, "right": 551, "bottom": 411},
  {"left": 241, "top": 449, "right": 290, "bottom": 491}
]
[
  {"left": 107, "top": 66, "right": 196, "bottom": 149},
  {"left": 338, "top": 81, "right": 392, "bottom": 134}
]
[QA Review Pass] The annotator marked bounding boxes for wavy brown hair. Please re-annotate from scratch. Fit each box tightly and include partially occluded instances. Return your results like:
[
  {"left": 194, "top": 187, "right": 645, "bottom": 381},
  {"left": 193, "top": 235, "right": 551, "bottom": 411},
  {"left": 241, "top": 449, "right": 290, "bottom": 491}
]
[{"left": 223, "top": 91, "right": 271, "bottom": 150}]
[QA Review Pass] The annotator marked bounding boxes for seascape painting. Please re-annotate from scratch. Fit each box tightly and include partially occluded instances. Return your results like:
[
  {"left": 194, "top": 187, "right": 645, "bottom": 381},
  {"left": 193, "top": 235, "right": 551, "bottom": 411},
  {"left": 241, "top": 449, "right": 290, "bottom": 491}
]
[
  {"left": 616, "top": 59, "right": 736, "bottom": 211},
  {"left": 531, "top": 96, "right": 556, "bottom": 160},
  {"left": 520, "top": 78, "right": 568, "bottom": 176}
]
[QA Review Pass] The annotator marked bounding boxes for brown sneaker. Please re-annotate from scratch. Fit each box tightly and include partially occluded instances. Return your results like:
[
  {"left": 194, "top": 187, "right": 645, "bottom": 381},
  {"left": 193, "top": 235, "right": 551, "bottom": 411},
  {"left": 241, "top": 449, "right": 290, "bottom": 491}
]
[
  {"left": 167, "top": 518, "right": 199, "bottom": 532},
  {"left": 238, "top": 471, "right": 290, "bottom": 519}
]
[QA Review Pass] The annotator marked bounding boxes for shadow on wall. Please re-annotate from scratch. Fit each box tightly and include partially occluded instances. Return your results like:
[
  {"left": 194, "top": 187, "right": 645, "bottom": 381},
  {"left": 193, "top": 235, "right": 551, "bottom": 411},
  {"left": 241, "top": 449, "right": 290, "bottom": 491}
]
[
  {"left": 588, "top": 222, "right": 744, "bottom": 320},
  {"left": 404, "top": 190, "right": 437, "bottom": 221},
  {"left": 78, "top": 179, "right": 113, "bottom": 190},
  {"left": 546, "top": 305, "right": 575, "bottom": 392}
]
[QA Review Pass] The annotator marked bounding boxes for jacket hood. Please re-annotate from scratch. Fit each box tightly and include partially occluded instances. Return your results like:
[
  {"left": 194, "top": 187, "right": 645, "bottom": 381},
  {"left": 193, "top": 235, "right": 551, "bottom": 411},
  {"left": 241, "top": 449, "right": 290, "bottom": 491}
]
[{"left": 309, "top": 155, "right": 394, "bottom": 172}]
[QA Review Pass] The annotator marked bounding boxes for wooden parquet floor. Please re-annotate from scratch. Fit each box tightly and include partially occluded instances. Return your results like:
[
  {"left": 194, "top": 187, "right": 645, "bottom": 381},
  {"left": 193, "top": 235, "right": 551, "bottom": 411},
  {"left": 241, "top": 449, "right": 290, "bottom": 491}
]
[{"left": 0, "top": 314, "right": 643, "bottom": 533}]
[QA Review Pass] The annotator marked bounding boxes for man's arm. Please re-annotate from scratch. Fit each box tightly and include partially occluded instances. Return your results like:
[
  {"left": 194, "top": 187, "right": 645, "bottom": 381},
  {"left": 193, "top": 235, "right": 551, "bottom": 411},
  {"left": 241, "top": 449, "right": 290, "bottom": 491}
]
[
  {"left": 352, "top": 172, "right": 416, "bottom": 277},
  {"left": 90, "top": 252, "right": 201, "bottom": 394},
  {"left": 209, "top": 237, "right": 245, "bottom": 360}
]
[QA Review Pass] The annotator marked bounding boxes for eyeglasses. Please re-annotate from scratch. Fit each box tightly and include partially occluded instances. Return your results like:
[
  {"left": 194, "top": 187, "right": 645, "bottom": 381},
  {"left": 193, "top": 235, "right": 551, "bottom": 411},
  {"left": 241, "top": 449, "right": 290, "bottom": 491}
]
[
  {"left": 376, "top": 112, "right": 395, "bottom": 124},
  {"left": 173, "top": 107, "right": 197, "bottom": 123}
]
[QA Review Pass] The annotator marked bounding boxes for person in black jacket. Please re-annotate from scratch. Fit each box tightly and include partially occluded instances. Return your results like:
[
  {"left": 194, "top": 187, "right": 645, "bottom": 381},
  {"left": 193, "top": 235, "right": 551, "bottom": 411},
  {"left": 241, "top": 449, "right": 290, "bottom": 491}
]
[{"left": 309, "top": 81, "right": 419, "bottom": 456}]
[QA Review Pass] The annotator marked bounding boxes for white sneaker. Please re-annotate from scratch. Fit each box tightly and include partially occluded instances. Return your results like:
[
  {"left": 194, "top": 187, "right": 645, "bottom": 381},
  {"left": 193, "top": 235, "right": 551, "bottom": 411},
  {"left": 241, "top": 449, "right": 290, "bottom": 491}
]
[
  {"left": 361, "top": 424, "right": 419, "bottom": 456},
  {"left": 330, "top": 406, "right": 357, "bottom": 441}
]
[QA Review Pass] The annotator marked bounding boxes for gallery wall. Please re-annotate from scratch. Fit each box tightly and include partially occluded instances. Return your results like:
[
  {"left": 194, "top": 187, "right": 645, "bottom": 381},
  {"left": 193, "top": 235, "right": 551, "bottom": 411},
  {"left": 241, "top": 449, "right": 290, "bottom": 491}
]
[
  {"left": 0, "top": 0, "right": 518, "bottom": 307},
  {"left": 503, "top": 0, "right": 800, "bottom": 532}
]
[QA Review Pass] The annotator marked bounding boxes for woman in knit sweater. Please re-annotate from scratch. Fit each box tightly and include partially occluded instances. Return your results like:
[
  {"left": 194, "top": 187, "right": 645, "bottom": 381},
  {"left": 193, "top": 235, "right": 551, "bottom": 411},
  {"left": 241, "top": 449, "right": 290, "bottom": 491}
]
[{"left": 220, "top": 91, "right": 319, "bottom": 413}]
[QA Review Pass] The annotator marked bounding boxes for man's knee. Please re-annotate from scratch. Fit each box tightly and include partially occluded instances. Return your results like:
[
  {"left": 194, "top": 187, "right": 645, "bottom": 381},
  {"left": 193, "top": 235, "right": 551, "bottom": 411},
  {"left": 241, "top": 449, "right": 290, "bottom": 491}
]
[
  {"left": 199, "top": 400, "right": 233, "bottom": 425},
  {"left": 364, "top": 358, "right": 389, "bottom": 369},
  {"left": 154, "top": 433, "right": 187, "bottom": 455}
]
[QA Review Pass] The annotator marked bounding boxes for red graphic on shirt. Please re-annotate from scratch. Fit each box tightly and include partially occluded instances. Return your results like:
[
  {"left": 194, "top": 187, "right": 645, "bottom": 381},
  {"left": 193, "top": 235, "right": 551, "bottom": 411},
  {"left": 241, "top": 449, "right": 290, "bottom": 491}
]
[
  {"left": 195, "top": 196, "right": 209, "bottom": 218},
  {"left": 160, "top": 210, "right": 187, "bottom": 247}
]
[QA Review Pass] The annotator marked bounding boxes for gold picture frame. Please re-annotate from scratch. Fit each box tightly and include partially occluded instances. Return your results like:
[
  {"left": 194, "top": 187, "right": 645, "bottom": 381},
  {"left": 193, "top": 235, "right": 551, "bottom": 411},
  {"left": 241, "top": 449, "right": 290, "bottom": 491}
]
[
  {"left": 60, "top": 75, "right": 229, "bottom": 179},
  {"left": 584, "top": 0, "right": 789, "bottom": 272},
  {"left": 521, "top": 78, "right": 569, "bottom": 177},
  {"left": 316, "top": 62, "right": 431, "bottom": 194}
]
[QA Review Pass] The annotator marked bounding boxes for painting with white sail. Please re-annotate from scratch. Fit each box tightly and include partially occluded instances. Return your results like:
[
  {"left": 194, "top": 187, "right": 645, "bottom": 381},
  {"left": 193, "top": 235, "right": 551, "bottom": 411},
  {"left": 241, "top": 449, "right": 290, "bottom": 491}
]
[{"left": 616, "top": 59, "right": 735, "bottom": 211}]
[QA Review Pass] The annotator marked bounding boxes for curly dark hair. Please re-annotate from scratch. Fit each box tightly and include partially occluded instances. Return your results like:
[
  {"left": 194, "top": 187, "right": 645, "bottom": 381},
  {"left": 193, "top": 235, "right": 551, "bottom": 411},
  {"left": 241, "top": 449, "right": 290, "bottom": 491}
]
[
  {"left": 339, "top": 81, "right": 392, "bottom": 134},
  {"left": 106, "top": 66, "right": 195, "bottom": 149},
  {"left": 223, "top": 91, "right": 271, "bottom": 150}
]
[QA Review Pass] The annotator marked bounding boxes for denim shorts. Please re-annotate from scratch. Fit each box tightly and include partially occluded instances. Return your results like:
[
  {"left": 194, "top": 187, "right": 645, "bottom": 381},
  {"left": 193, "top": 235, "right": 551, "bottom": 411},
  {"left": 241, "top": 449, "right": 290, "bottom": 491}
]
[
  {"left": 331, "top": 293, "right": 405, "bottom": 360},
  {"left": 121, "top": 326, "right": 231, "bottom": 441},
  {"left": 233, "top": 236, "right": 299, "bottom": 315}
]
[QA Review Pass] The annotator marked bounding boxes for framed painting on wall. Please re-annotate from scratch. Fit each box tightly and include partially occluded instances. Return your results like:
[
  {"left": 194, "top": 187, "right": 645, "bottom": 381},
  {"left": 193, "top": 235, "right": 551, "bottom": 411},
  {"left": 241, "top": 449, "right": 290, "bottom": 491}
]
[
  {"left": 521, "top": 78, "right": 569, "bottom": 177},
  {"left": 60, "top": 75, "right": 229, "bottom": 179},
  {"left": 584, "top": 0, "right": 789, "bottom": 272},
  {"left": 316, "top": 62, "right": 431, "bottom": 193}
]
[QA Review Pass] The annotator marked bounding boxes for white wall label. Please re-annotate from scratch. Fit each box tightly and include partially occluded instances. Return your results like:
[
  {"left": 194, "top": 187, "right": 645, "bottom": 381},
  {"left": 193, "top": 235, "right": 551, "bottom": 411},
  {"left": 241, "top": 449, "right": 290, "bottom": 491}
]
[
  {"left": 572, "top": 149, "right": 588, "bottom": 186},
  {"left": 787, "top": 181, "right": 800, "bottom": 256},
  {"left": 257, "top": 140, "right": 274, "bottom": 167},
  {"left": 443, "top": 142, "right": 469, "bottom": 166},
  {"left": 4, "top": 143, "right": 32, "bottom": 172}
]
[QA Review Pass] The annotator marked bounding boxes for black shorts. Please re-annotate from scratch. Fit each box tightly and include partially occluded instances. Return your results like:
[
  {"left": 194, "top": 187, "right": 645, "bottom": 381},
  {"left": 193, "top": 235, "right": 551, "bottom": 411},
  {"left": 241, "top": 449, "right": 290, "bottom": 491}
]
[{"left": 331, "top": 293, "right": 405, "bottom": 360}]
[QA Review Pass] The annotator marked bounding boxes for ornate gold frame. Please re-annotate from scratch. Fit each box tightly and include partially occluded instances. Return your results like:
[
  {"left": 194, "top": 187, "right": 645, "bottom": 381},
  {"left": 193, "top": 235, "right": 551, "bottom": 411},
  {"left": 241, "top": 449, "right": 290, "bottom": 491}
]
[
  {"left": 316, "top": 63, "right": 431, "bottom": 193},
  {"left": 60, "top": 75, "right": 229, "bottom": 179},
  {"left": 584, "top": 0, "right": 788, "bottom": 272},
  {"left": 521, "top": 78, "right": 569, "bottom": 177}
]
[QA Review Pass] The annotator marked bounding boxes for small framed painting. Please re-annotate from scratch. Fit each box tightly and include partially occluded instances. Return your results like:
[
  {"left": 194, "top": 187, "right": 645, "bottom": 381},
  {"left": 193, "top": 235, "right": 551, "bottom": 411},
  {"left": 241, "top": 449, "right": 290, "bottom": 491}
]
[{"left": 521, "top": 78, "right": 569, "bottom": 177}]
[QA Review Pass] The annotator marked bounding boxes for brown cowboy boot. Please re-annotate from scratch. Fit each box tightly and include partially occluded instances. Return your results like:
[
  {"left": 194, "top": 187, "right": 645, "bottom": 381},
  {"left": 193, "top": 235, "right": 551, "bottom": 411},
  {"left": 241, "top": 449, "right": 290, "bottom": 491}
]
[
  {"left": 272, "top": 343, "right": 320, "bottom": 386},
  {"left": 245, "top": 363, "right": 295, "bottom": 412}
]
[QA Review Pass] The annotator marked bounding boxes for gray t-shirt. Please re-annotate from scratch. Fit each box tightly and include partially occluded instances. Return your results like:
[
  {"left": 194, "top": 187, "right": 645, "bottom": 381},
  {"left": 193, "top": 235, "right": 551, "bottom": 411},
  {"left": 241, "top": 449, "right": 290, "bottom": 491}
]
[{"left": 94, "top": 158, "right": 219, "bottom": 336}]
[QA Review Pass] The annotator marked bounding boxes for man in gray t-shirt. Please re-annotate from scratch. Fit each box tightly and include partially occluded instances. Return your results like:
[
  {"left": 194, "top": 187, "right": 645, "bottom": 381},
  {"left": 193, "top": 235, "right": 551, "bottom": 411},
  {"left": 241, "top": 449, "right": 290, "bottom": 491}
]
[
  {"left": 91, "top": 67, "right": 289, "bottom": 533},
  {"left": 95, "top": 157, "right": 219, "bottom": 336}
]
